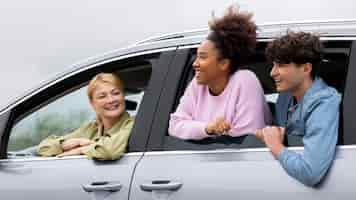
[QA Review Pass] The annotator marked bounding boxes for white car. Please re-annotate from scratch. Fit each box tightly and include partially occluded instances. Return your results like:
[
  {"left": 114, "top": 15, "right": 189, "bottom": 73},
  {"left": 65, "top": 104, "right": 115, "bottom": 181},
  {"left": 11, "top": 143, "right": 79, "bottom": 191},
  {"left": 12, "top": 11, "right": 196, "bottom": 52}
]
[{"left": 0, "top": 19, "right": 355, "bottom": 200}]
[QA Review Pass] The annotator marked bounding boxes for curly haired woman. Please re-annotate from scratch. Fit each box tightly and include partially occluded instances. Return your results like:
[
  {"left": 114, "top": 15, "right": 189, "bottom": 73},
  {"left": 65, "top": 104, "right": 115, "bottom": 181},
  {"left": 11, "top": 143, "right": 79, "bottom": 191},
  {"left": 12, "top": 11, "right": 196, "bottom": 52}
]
[{"left": 169, "top": 5, "right": 271, "bottom": 140}]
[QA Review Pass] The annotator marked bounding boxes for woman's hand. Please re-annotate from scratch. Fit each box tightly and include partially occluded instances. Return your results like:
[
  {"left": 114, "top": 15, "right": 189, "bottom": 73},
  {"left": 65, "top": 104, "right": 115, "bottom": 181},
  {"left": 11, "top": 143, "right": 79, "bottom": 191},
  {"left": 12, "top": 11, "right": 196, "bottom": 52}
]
[
  {"left": 62, "top": 138, "right": 81, "bottom": 151},
  {"left": 62, "top": 138, "right": 93, "bottom": 151},
  {"left": 57, "top": 146, "right": 87, "bottom": 158},
  {"left": 206, "top": 117, "right": 231, "bottom": 136},
  {"left": 79, "top": 138, "right": 94, "bottom": 146}
]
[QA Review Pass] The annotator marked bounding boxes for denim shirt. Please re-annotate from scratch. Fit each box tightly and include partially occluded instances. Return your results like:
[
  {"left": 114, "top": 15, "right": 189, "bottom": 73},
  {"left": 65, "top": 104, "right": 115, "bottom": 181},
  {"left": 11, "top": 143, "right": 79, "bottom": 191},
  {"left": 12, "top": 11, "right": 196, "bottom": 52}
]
[{"left": 275, "top": 78, "right": 341, "bottom": 186}]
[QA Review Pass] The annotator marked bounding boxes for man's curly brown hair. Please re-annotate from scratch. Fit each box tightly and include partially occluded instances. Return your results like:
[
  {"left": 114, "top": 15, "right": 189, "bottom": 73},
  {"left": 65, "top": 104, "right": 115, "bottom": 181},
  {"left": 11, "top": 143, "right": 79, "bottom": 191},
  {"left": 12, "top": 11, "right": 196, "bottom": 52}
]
[
  {"left": 265, "top": 31, "right": 323, "bottom": 79},
  {"left": 207, "top": 5, "right": 257, "bottom": 74}
]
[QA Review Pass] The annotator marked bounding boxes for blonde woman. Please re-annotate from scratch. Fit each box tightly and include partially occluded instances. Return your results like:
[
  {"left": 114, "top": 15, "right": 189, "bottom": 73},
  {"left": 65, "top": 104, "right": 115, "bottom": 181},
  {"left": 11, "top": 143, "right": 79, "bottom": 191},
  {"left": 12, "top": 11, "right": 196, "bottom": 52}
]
[{"left": 37, "top": 73, "right": 134, "bottom": 160}]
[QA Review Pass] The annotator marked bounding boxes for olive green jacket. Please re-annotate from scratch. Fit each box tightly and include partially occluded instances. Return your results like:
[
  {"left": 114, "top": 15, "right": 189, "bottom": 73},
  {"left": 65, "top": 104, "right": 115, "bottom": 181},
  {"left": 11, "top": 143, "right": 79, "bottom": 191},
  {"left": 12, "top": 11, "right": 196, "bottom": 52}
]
[{"left": 37, "top": 112, "right": 134, "bottom": 160}]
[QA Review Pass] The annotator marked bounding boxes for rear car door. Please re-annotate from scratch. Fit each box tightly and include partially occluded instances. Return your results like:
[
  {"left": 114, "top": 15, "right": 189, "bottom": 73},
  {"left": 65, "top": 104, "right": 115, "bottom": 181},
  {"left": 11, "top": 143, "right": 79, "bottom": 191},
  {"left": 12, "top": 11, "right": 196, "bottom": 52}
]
[
  {"left": 0, "top": 48, "right": 176, "bottom": 200},
  {"left": 130, "top": 40, "right": 356, "bottom": 200}
]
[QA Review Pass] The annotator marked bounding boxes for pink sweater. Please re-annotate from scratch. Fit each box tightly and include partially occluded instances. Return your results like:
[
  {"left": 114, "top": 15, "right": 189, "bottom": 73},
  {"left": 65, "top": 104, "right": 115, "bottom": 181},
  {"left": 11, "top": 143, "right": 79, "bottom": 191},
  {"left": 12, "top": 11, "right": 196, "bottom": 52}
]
[{"left": 169, "top": 70, "right": 272, "bottom": 140}]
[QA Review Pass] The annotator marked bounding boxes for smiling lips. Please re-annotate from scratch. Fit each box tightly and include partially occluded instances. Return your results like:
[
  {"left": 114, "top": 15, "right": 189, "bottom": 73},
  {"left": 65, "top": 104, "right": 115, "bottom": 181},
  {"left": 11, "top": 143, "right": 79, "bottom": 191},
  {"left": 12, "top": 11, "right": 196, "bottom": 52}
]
[
  {"left": 274, "top": 79, "right": 281, "bottom": 84},
  {"left": 195, "top": 69, "right": 203, "bottom": 79},
  {"left": 104, "top": 103, "right": 120, "bottom": 111}
]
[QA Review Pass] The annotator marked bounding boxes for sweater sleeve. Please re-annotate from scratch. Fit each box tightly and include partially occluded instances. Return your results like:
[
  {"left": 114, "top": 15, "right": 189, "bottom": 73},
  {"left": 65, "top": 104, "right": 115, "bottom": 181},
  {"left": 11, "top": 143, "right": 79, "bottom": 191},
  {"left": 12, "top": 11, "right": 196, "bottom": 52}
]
[
  {"left": 230, "top": 71, "right": 271, "bottom": 136},
  {"left": 168, "top": 79, "right": 210, "bottom": 140},
  {"left": 277, "top": 95, "right": 340, "bottom": 186},
  {"left": 37, "top": 123, "right": 93, "bottom": 157},
  {"left": 82, "top": 118, "right": 134, "bottom": 160}
]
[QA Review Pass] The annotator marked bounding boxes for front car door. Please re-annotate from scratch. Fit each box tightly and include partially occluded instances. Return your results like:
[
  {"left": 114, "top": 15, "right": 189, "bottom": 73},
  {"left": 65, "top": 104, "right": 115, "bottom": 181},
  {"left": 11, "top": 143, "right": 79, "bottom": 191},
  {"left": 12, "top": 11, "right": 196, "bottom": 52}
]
[
  {"left": 130, "top": 39, "right": 356, "bottom": 200},
  {"left": 0, "top": 48, "right": 176, "bottom": 200}
]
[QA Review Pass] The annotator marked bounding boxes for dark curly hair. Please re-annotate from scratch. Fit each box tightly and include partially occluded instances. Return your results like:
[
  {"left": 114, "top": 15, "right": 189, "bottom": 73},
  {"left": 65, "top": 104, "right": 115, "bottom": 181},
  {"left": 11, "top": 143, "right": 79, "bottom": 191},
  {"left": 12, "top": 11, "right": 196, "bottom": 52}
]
[
  {"left": 265, "top": 31, "right": 323, "bottom": 79},
  {"left": 207, "top": 5, "right": 257, "bottom": 74}
]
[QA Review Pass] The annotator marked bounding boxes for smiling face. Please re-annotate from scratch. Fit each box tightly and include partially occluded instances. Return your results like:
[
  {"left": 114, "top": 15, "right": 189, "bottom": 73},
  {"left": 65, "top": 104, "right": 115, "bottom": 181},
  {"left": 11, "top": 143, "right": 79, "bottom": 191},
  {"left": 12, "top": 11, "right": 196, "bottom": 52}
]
[
  {"left": 193, "top": 40, "right": 230, "bottom": 86},
  {"left": 90, "top": 82, "right": 125, "bottom": 122},
  {"left": 270, "top": 62, "right": 312, "bottom": 99}
]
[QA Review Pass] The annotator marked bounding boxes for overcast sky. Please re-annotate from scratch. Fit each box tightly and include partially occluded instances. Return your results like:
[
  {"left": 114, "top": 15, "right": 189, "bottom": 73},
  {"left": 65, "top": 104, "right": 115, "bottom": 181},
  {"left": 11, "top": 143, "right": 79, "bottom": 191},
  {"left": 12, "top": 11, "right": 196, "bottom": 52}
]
[{"left": 0, "top": 0, "right": 355, "bottom": 108}]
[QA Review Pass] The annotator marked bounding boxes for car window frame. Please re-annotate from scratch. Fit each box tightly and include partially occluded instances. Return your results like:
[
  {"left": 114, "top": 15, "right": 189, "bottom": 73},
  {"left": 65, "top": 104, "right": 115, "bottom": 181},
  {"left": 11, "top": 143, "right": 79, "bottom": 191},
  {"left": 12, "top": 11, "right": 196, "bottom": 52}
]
[
  {"left": 342, "top": 40, "right": 356, "bottom": 145},
  {"left": 146, "top": 38, "right": 356, "bottom": 153},
  {"left": 0, "top": 47, "right": 177, "bottom": 159}
]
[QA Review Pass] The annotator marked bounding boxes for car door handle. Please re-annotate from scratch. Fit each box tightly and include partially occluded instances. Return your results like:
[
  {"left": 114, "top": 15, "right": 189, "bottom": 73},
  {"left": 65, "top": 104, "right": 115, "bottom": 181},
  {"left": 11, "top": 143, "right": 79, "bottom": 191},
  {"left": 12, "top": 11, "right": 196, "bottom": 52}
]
[
  {"left": 140, "top": 180, "right": 182, "bottom": 192},
  {"left": 82, "top": 181, "right": 122, "bottom": 192}
]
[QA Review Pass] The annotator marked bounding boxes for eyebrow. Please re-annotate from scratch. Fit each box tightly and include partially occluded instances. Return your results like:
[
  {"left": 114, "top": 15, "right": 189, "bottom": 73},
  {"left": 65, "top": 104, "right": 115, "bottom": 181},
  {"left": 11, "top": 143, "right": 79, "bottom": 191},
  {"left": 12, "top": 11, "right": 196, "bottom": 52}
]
[
  {"left": 111, "top": 89, "right": 120, "bottom": 92},
  {"left": 197, "top": 51, "right": 208, "bottom": 56},
  {"left": 94, "top": 93, "right": 106, "bottom": 98}
]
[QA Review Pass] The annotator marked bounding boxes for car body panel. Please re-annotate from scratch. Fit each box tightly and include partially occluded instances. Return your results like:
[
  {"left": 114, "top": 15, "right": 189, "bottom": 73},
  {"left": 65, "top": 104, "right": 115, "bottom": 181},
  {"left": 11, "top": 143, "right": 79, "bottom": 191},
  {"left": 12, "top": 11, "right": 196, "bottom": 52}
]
[
  {"left": 131, "top": 26, "right": 356, "bottom": 199},
  {"left": 130, "top": 147, "right": 356, "bottom": 200},
  {"left": 0, "top": 153, "right": 142, "bottom": 200},
  {"left": 0, "top": 47, "right": 176, "bottom": 199},
  {"left": 0, "top": 20, "right": 355, "bottom": 199}
]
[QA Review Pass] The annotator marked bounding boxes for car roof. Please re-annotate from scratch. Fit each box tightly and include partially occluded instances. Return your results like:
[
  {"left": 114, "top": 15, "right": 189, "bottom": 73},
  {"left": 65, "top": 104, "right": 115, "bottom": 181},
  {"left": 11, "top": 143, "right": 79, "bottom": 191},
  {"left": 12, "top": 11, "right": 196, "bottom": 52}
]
[
  {"left": 135, "top": 19, "right": 356, "bottom": 44},
  {"left": 29, "top": 19, "right": 356, "bottom": 81},
  {"left": 2, "top": 19, "right": 356, "bottom": 113}
]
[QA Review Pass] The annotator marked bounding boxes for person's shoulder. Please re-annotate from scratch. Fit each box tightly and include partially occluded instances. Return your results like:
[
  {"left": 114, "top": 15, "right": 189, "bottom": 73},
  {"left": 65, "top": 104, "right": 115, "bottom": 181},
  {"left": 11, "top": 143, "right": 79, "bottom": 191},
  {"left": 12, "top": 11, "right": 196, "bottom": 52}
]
[
  {"left": 126, "top": 116, "right": 135, "bottom": 125},
  {"left": 229, "top": 69, "right": 261, "bottom": 91},
  {"left": 80, "top": 121, "right": 98, "bottom": 130},
  {"left": 319, "top": 86, "right": 341, "bottom": 108},
  {"left": 122, "top": 112, "right": 135, "bottom": 127},
  {"left": 189, "top": 77, "right": 204, "bottom": 90},
  {"left": 231, "top": 69, "right": 259, "bottom": 82},
  {"left": 184, "top": 77, "right": 208, "bottom": 97},
  {"left": 309, "top": 80, "right": 341, "bottom": 104},
  {"left": 304, "top": 81, "right": 341, "bottom": 113},
  {"left": 233, "top": 69, "right": 256, "bottom": 77}
]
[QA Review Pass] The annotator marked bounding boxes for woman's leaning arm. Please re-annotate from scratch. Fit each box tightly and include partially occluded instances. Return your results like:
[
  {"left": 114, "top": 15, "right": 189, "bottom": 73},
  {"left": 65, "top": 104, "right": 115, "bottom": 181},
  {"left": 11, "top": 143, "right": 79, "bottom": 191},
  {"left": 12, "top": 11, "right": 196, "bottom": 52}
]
[
  {"left": 37, "top": 123, "right": 93, "bottom": 157},
  {"left": 82, "top": 118, "right": 134, "bottom": 160},
  {"left": 230, "top": 71, "right": 272, "bottom": 135}
]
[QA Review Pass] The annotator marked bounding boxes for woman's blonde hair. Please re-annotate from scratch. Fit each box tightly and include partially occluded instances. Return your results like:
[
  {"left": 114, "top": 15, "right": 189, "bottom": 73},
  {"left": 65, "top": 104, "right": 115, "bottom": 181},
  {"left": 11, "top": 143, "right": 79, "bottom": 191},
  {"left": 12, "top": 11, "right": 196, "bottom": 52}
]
[{"left": 87, "top": 73, "right": 125, "bottom": 101}]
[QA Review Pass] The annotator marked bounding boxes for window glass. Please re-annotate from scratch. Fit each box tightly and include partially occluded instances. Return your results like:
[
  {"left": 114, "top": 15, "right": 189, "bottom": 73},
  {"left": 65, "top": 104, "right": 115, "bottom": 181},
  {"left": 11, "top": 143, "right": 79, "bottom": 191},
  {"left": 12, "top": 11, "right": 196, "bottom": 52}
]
[
  {"left": 163, "top": 40, "right": 350, "bottom": 151},
  {"left": 7, "top": 57, "right": 154, "bottom": 158},
  {"left": 8, "top": 86, "right": 95, "bottom": 154}
]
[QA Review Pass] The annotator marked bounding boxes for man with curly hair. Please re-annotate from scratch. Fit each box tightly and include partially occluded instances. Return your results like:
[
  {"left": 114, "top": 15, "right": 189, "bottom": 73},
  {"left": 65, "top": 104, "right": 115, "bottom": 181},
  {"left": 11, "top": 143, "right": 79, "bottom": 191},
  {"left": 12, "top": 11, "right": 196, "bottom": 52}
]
[{"left": 257, "top": 32, "right": 341, "bottom": 187}]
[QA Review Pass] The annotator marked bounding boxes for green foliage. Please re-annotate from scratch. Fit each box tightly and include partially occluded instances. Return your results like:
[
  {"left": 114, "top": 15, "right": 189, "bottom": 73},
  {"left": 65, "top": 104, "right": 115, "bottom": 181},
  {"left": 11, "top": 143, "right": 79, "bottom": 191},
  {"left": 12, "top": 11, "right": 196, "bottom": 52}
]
[{"left": 8, "top": 109, "right": 92, "bottom": 152}]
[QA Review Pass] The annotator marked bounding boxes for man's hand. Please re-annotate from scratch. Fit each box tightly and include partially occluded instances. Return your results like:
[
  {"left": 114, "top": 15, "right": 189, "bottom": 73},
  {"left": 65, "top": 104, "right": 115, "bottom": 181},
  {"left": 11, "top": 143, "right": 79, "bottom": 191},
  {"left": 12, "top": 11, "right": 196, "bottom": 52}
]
[
  {"left": 256, "top": 126, "right": 285, "bottom": 158},
  {"left": 255, "top": 129, "right": 264, "bottom": 142},
  {"left": 206, "top": 117, "right": 231, "bottom": 136}
]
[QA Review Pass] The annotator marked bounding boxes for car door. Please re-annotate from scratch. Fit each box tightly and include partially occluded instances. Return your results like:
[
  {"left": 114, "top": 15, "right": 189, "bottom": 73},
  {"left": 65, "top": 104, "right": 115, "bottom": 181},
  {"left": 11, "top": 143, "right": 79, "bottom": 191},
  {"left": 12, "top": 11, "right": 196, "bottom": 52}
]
[
  {"left": 130, "top": 40, "right": 356, "bottom": 200},
  {"left": 0, "top": 47, "right": 176, "bottom": 200}
]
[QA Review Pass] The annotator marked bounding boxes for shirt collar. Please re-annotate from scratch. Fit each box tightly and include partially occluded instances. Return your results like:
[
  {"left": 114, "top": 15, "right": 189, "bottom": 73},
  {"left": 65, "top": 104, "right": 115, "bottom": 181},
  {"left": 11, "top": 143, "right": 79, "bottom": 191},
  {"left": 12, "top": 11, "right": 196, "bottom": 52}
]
[
  {"left": 97, "top": 112, "right": 130, "bottom": 136},
  {"left": 301, "top": 77, "right": 327, "bottom": 102}
]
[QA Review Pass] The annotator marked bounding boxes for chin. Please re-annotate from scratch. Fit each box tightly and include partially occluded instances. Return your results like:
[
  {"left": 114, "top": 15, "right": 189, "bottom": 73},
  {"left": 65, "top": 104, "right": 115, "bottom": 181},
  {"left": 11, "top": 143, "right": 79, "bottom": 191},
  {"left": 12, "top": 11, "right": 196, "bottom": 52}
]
[
  {"left": 276, "top": 88, "right": 283, "bottom": 92},
  {"left": 276, "top": 87, "right": 288, "bottom": 93},
  {"left": 196, "top": 79, "right": 206, "bottom": 85},
  {"left": 103, "top": 110, "right": 123, "bottom": 119}
]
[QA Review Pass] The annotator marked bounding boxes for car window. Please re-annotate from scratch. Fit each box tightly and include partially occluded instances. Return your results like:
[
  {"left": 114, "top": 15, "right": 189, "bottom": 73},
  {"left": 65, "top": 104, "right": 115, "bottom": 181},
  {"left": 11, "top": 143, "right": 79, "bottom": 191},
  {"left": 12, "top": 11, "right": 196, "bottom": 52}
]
[
  {"left": 162, "top": 40, "right": 351, "bottom": 151},
  {"left": 6, "top": 56, "right": 155, "bottom": 159},
  {"left": 8, "top": 86, "right": 95, "bottom": 154},
  {"left": 286, "top": 40, "right": 351, "bottom": 146}
]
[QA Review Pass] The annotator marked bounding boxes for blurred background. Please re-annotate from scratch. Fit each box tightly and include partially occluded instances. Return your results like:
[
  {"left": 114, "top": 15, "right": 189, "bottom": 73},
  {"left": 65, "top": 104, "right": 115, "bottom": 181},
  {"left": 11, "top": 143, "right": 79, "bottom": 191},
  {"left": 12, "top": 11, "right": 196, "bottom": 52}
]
[{"left": 1, "top": 0, "right": 355, "bottom": 108}]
